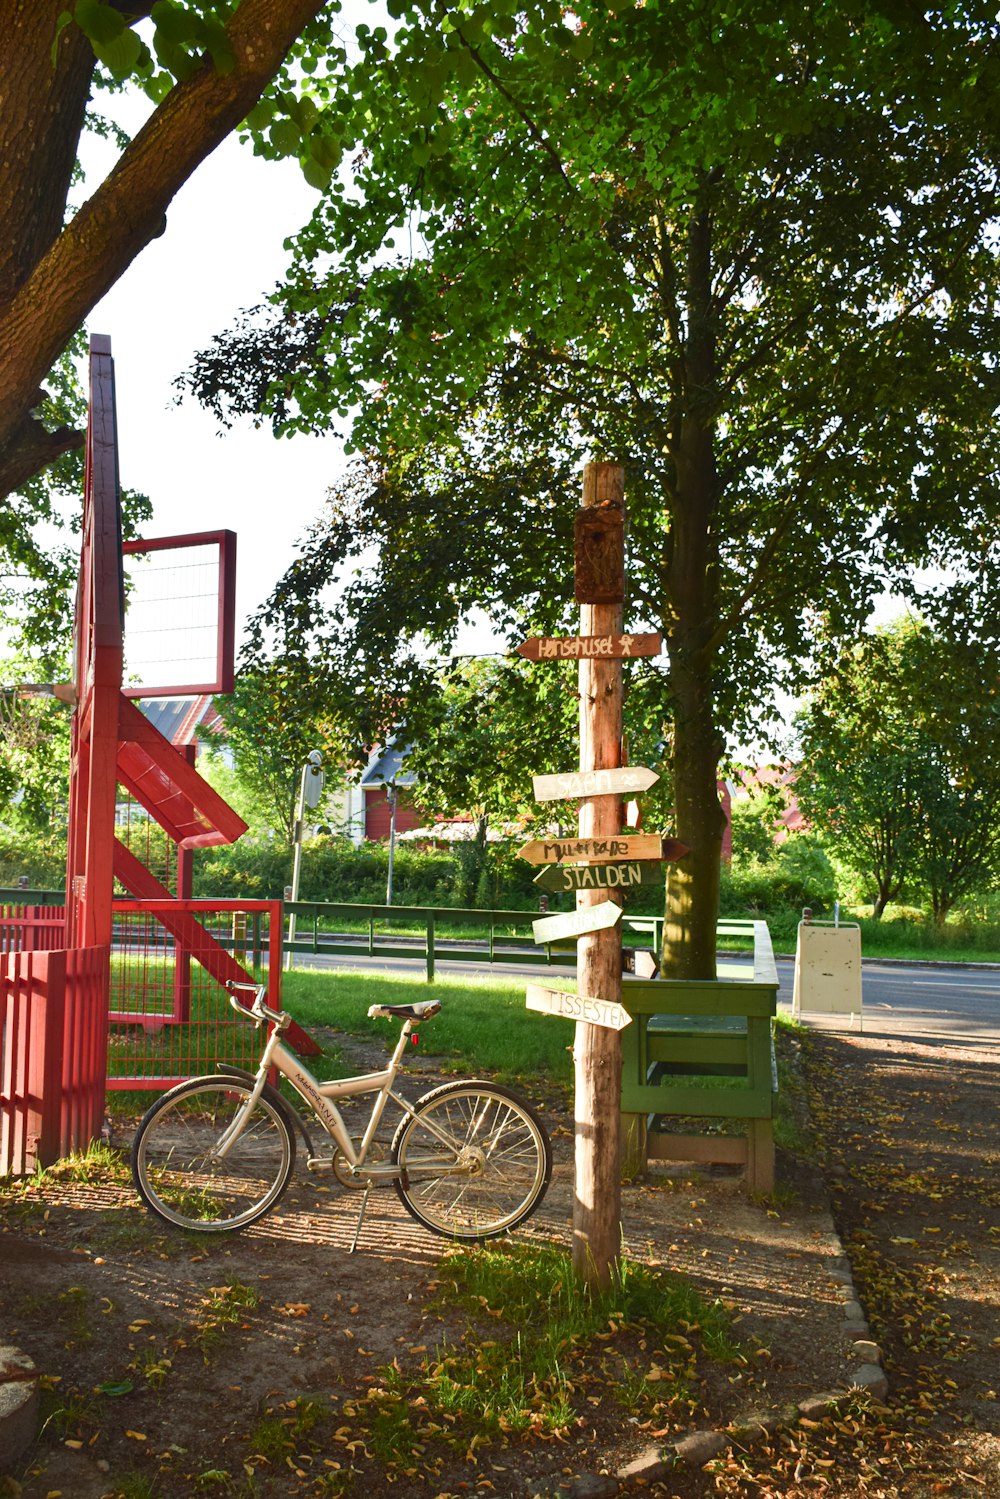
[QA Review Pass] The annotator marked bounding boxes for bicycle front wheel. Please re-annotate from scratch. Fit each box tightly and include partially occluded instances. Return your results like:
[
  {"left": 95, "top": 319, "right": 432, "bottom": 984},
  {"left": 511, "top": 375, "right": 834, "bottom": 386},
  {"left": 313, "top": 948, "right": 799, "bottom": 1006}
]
[
  {"left": 391, "top": 1082, "right": 552, "bottom": 1240},
  {"left": 131, "top": 1077, "right": 295, "bottom": 1233}
]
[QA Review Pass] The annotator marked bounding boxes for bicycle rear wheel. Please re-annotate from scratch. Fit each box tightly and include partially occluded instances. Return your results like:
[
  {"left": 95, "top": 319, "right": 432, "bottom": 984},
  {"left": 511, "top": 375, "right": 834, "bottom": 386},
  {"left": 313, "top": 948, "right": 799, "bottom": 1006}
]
[
  {"left": 131, "top": 1077, "right": 295, "bottom": 1233},
  {"left": 391, "top": 1081, "right": 551, "bottom": 1240}
]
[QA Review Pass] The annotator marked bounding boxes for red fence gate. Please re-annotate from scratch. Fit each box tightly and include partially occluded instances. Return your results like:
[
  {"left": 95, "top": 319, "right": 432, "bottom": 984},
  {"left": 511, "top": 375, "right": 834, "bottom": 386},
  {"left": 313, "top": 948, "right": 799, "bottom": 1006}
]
[{"left": 1, "top": 945, "right": 109, "bottom": 1176}]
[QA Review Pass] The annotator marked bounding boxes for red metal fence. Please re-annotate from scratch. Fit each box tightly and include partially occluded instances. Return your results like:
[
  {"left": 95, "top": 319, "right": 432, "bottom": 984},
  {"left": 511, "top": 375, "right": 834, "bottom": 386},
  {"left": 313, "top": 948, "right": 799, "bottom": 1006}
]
[
  {"left": 0, "top": 904, "right": 66, "bottom": 953},
  {"left": 106, "top": 899, "right": 283, "bottom": 1091},
  {"left": 1, "top": 945, "right": 109, "bottom": 1176},
  {"left": 1, "top": 898, "right": 288, "bottom": 1174}
]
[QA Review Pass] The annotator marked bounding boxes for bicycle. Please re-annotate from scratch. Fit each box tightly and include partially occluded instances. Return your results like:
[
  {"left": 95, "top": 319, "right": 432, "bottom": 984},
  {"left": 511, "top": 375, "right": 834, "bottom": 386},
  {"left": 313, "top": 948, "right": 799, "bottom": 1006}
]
[{"left": 131, "top": 981, "right": 552, "bottom": 1248}]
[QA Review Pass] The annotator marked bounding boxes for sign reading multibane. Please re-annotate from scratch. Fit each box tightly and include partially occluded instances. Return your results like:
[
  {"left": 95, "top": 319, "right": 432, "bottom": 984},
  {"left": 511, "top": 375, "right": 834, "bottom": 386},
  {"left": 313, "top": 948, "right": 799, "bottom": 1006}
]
[{"left": 517, "top": 833, "right": 670, "bottom": 865}]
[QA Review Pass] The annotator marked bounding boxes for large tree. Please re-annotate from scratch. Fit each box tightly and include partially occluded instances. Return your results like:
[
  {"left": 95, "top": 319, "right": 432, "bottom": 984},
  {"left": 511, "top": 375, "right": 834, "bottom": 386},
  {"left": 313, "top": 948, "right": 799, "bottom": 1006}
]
[
  {"left": 797, "top": 619, "right": 1000, "bottom": 924},
  {"left": 184, "top": 0, "right": 1000, "bottom": 975}
]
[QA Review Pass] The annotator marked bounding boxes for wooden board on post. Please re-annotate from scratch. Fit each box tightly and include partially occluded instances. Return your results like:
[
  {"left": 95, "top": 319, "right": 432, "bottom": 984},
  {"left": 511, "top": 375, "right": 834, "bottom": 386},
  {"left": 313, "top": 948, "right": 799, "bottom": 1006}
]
[
  {"left": 517, "top": 633, "right": 661, "bottom": 661},
  {"left": 517, "top": 833, "right": 681, "bottom": 865},
  {"left": 526, "top": 983, "right": 632, "bottom": 1031},
  {"left": 531, "top": 767, "right": 659, "bottom": 802},
  {"left": 532, "top": 900, "right": 622, "bottom": 945},
  {"left": 575, "top": 502, "right": 624, "bottom": 604},
  {"left": 533, "top": 861, "right": 664, "bottom": 894}
]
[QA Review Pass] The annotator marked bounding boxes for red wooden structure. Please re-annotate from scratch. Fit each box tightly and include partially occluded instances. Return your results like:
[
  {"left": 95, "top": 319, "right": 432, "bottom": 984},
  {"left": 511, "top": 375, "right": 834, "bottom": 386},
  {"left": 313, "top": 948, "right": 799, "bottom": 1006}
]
[
  {"left": 1, "top": 947, "right": 109, "bottom": 1176},
  {"left": 1, "top": 335, "right": 312, "bottom": 1175}
]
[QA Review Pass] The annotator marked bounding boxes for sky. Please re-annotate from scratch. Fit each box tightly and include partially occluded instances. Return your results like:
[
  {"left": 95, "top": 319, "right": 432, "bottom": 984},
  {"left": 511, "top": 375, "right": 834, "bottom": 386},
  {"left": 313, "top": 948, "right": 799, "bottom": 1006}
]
[{"left": 83, "top": 103, "right": 347, "bottom": 653}]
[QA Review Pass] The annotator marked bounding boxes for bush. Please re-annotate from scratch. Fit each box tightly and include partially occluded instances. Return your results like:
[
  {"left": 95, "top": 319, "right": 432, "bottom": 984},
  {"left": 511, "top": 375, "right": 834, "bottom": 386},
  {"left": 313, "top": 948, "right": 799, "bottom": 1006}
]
[
  {"left": 0, "top": 827, "right": 65, "bottom": 891},
  {"left": 194, "top": 834, "right": 545, "bottom": 911},
  {"left": 722, "top": 836, "right": 836, "bottom": 918}
]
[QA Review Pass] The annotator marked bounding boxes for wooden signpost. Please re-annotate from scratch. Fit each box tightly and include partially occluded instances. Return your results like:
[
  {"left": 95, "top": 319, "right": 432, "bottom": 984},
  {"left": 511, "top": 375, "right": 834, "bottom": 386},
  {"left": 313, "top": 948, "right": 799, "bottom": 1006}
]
[
  {"left": 533, "top": 860, "right": 664, "bottom": 893},
  {"left": 516, "top": 632, "right": 661, "bottom": 662},
  {"left": 531, "top": 766, "right": 659, "bottom": 802},
  {"left": 516, "top": 462, "right": 685, "bottom": 1290},
  {"left": 517, "top": 833, "right": 681, "bottom": 865},
  {"left": 532, "top": 900, "right": 622, "bottom": 945},
  {"left": 526, "top": 983, "right": 632, "bottom": 1031}
]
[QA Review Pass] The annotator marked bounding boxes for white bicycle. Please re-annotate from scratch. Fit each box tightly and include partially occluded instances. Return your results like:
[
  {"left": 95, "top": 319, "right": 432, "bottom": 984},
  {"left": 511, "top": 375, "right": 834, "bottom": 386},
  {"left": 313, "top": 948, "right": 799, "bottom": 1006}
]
[{"left": 131, "top": 982, "right": 552, "bottom": 1246}]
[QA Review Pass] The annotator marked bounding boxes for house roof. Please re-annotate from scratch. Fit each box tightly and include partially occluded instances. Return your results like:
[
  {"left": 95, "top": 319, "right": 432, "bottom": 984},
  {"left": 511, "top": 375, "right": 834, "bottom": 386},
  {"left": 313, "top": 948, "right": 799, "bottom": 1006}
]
[
  {"left": 359, "top": 741, "right": 417, "bottom": 788},
  {"left": 137, "top": 695, "right": 221, "bottom": 747}
]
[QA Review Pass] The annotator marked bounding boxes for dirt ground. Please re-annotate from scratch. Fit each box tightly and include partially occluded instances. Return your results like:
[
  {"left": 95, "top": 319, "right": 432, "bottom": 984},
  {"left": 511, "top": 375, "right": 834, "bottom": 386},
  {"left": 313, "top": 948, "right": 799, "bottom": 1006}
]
[{"left": 1, "top": 1023, "right": 998, "bottom": 1499}]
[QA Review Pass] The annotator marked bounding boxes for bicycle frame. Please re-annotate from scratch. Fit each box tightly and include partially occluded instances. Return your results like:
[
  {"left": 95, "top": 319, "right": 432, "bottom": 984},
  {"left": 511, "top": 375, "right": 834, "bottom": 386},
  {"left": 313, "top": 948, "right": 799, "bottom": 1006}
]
[{"left": 222, "top": 992, "right": 471, "bottom": 1185}]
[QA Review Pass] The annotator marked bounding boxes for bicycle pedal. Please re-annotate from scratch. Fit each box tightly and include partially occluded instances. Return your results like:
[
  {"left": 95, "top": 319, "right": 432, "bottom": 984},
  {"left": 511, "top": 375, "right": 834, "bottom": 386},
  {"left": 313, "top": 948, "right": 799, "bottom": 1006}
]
[{"left": 306, "top": 1156, "right": 335, "bottom": 1173}]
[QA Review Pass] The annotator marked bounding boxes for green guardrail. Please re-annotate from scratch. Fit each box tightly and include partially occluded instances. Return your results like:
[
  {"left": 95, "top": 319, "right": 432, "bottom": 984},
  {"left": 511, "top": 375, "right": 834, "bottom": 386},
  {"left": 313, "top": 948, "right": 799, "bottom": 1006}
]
[
  {"left": 0, "top": 887, "right": 65, "bottom": 905},
  {"left": 0, "top": 890, "right": 666, "bottom": 983},
  {"left": 280, "top": 900, "right": 671, "bottom": 982}
]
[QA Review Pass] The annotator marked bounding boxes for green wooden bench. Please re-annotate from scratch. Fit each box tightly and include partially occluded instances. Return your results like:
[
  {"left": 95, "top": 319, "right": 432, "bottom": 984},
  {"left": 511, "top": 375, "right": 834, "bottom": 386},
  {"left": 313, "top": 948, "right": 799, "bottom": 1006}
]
[{"left": 620, "top": 920, "right": 779, "bottom": 1192}]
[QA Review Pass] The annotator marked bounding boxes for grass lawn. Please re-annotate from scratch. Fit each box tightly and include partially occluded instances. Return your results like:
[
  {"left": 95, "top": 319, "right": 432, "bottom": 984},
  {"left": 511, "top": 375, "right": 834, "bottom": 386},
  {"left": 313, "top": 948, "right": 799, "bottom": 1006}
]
[{"left": 282, "top": 968, "right": 576, "bottom": 1085}]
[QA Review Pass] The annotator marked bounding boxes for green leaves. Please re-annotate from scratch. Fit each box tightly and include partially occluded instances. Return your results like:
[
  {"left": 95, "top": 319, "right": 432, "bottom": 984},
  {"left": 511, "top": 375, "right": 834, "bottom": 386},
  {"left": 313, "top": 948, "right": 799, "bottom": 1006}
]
[
  {"left": 73, "top": 0, "right": 145, "bottom": 79},
  {"left": 797, "top": 620, "right": 1000, "bottom": 921},
  {"left": 68, "top": 0, "right": 238, "bottom": 89}
]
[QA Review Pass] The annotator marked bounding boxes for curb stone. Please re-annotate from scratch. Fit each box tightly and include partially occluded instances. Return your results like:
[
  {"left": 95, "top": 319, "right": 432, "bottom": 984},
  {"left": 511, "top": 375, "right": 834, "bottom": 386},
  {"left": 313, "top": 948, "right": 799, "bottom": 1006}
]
[
  {"left": 0, "top": 1345, "right": 39, "bottom": 1473},
  {"left": 596, "top": 1235, "right": 888, "bottom": 1493},
  {"left": 533, "top": 1187, "right": 886, "bottom": 1495}
]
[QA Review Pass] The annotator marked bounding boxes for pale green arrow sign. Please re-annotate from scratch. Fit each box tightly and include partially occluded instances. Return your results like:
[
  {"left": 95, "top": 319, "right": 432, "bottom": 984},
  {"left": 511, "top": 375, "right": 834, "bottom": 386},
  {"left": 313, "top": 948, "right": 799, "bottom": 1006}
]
[
  {"left": 525, "top": 983, "right": 632, "bottom": 1030},
  {"left": 532, "top": 900, "right": 622, "bottom": 945},
  {"left": 531, "top": 766, "right": 659, "bottom": 802}
]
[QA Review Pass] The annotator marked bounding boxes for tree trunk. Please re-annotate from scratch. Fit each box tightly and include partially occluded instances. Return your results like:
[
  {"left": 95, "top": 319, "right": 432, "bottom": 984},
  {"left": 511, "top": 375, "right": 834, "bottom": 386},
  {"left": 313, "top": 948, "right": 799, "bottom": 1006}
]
[
  {"left": 662, "top": 199, "right": 724, "bottom": 981},
  {"left": 663, "top": 641, "right": 726, "bottom": 979}
]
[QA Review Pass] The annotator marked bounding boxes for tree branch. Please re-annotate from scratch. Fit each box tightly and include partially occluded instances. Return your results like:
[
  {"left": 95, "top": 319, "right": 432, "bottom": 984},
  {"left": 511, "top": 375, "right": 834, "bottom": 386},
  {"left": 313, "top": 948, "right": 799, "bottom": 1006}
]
[
  {"left": 0, "top": 414, "right": 85, "bottom": 499},
  {"left": 0, "top": 0, "right": 328, "bottom": 501}
]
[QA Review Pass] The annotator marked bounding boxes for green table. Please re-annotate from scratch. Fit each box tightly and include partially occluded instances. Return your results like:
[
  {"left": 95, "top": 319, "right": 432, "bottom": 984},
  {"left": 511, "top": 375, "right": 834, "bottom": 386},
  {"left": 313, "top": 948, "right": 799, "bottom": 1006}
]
[{"left": 620, "top": 921, "right": 779, "bottom": 1192}]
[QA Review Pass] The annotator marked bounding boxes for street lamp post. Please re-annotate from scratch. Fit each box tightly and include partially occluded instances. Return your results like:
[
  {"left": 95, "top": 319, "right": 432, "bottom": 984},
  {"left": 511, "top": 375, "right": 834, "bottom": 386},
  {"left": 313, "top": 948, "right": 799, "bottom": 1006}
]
[
  {"left": 385, "top": 777, "right": 398, "bottom": 906},
  {"left": 286, "top": 750, "right": 324, "bottom": 971}
]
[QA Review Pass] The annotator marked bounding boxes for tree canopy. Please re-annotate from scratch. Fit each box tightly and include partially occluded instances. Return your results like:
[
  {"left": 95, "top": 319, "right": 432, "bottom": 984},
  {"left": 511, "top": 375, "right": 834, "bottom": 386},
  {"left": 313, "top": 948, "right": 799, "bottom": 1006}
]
[
  {"left": 199, "top": 666, "right": 352, "bottom": 847},
  {"left": 796, "top": 618, "right": 1000, "bottom": 922},
  {"left": 184, "top": 0, "right": 1000, "bottom": 973}
]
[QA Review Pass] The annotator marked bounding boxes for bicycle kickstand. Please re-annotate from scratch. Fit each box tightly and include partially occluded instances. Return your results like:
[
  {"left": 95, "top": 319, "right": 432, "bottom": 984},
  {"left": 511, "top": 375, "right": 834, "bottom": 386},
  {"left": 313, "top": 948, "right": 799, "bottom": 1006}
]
[{"left": 349, "top": 1184, "right": 372, "bottom": 1254}]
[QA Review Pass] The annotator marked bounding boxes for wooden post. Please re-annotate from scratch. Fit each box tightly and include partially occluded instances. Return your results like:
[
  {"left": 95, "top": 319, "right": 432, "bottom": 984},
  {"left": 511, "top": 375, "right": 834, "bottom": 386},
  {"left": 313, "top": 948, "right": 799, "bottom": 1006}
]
[{"left": 572, "top": 462, "right": 625, "bottom": 1289}]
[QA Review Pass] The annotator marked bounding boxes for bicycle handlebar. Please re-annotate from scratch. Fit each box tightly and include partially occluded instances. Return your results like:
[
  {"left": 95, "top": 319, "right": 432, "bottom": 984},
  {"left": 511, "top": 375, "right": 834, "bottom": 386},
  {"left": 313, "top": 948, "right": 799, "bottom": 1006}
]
[{"left": 226, "top": 980, "right": 290, "bottom": 1029}]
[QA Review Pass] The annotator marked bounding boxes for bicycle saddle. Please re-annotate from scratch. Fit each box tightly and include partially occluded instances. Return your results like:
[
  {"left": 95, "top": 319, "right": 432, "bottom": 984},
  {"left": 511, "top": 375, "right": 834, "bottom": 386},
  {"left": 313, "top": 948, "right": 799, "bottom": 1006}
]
[{"left": 367, "top": 1000, "right": 442, "bottom": 1021}]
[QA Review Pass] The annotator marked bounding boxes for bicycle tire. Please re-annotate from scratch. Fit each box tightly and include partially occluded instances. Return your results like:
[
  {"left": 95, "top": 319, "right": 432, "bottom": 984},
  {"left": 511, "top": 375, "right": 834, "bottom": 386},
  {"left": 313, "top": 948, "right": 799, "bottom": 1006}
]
[
  {"left": 391, "top": 1081, "right": 552, "bottom": 1240},
  {"left": 131, "top": 1076, "right": 296, "bottom": 1233}
]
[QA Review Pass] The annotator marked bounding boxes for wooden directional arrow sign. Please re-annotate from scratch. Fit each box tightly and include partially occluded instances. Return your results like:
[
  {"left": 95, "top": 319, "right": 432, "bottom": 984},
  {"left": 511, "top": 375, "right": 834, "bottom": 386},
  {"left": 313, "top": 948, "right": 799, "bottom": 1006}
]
[
  {"left": 518, "top": 834, "right": 688, "bottom": 866},
  {"left": 534, "top": 860, "right": 664, "bottom": 894},
  {"left": 532, "top": 900, "right": 622, "bottom": 945},
  {"left": 517, "top": 632, "right": 661, "bottom": 662},
  {"left": 531, "top": 766, "right": 659, "bottom": 803},
  {"left": 622, "top": 949, "right": 660, "bottom": 979},
  {"left": 525, "top": 983, "right": 632, "bottom": 1031}
]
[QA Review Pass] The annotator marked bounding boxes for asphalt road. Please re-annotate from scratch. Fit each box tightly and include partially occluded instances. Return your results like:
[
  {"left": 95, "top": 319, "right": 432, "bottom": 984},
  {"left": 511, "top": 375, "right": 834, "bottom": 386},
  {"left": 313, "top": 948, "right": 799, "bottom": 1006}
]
[
  {"left": 811, "top": 958, "right": 1000, "bottom": 1048},
  {"left": 289, "top": 946, "right": 1000, "bottom": 1050}
]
